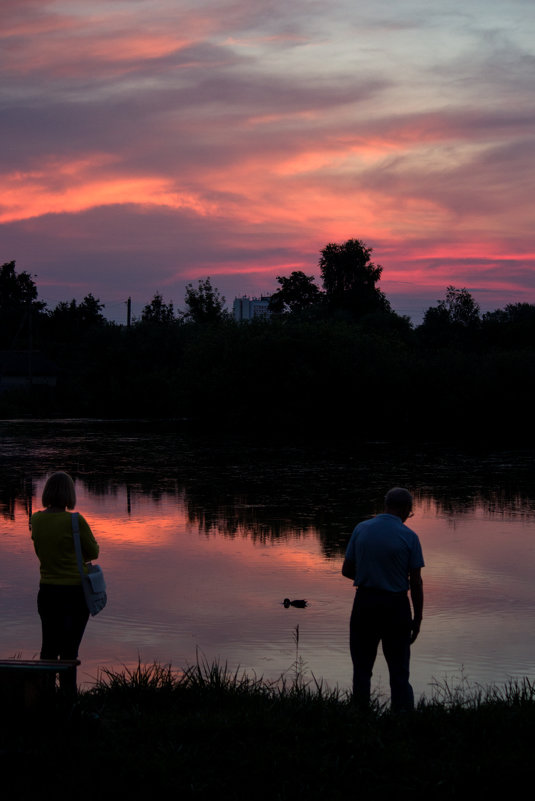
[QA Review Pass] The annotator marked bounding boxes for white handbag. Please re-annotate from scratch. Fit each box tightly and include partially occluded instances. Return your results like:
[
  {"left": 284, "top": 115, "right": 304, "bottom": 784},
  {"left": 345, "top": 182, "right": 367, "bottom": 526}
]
[{"left": 71, "top": 513, "right": 107, "bottom": 616}]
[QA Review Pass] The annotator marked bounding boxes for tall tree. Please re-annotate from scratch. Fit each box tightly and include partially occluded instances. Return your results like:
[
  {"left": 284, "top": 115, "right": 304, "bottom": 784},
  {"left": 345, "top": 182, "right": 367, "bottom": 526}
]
[
  {"left": 141, "top": 293, "right": 175, "bottom": 324},
  {"left": 319, "top": 239, "right": 390, "bottom": 317},
  {"left": 0, "top": 261, "right": 40, "bottom": 309},
  {"left": 184, "top": 278, "right": 227, "bottom": 324},
  {"left": 44, "top": 294, "right": 106, "bottom": 345},
  {"left": 268, "top": 271, "right": 322, "bottom": 315},
  {"left": 482, "top": 302, "right": 535, "bottom": 347},
  {"left": 483, "top": 302, "right": 535, "bottom": 326},
  {"left": 77, "top": 293, "right": 106, "bottom": 325},
  {"left": 423, "top": 286, "right": 480, "bottom": 328},
  {"left": 418, "top": 285, "right": 480, "bottom": 348},
  {"left": 0, "top": 261, "right": 45, "bottom": 347}
]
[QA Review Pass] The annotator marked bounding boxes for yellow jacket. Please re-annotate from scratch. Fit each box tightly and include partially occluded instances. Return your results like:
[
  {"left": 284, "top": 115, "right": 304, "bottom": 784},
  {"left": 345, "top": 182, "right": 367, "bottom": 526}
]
[{"left": 31, "top": 511, "right": 99, "bottom": 585}]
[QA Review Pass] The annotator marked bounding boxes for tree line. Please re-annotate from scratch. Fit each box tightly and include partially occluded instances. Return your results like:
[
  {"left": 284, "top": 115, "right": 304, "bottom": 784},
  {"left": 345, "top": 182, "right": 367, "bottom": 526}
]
[{"left": 1, "top": 240, "right": 535, "bottom": 442}]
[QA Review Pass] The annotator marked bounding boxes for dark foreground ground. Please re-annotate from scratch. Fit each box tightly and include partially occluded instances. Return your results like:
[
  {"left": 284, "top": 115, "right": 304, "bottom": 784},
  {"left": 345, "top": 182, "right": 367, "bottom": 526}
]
[{"left": 1, "top": 661, "right": 534, "bottom": 800}]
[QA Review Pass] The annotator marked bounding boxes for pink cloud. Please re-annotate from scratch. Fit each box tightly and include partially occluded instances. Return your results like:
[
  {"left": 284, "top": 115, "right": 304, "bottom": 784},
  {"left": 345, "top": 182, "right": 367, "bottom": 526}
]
[{"left": 1, "top": 1, "right": 534, "bottom": 319}]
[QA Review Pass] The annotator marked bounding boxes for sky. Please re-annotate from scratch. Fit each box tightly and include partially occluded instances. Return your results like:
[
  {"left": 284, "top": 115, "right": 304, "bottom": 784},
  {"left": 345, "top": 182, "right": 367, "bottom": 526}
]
[{"left": 2, "top": 0, "right": 534, "bottom": 323}]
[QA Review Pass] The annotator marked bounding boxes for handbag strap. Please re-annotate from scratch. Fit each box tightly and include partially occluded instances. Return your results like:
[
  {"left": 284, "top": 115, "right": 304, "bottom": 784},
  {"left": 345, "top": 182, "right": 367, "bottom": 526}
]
[{"left": 71, "top": 512, "right": 86, "bottom": 579}]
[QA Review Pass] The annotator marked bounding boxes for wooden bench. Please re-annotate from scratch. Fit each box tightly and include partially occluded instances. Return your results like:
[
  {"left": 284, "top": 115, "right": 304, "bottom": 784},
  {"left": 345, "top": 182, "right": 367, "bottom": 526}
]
[{"left": 0, "top": 659, "right": 81, "bottom": 711}]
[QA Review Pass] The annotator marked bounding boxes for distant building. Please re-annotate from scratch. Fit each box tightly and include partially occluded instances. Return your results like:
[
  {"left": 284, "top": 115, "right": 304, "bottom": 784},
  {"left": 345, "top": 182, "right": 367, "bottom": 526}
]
[{"left": 233, "top": 295, "right": 272, "bottom": 322}]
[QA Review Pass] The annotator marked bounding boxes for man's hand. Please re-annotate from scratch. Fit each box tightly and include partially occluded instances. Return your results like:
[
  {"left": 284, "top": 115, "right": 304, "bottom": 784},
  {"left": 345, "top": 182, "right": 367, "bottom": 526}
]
[{"left": 409, "top": 568, "right": 423, "bottom": 644}]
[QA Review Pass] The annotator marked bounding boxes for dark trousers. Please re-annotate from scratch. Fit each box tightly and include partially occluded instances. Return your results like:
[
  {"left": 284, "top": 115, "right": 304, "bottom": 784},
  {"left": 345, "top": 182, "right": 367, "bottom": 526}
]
[
  {"left": 37, "top": 585, "right": 89, "bottom": 692},
  {"left": 350, "top": 587, "right": 414, "bottom": 711}
]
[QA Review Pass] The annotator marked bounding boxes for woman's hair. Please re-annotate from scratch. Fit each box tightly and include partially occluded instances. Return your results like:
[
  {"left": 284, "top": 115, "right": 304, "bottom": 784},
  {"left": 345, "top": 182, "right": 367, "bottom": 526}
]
[{"left": 42, "top": 471, "right": 76, "bottom": 510}]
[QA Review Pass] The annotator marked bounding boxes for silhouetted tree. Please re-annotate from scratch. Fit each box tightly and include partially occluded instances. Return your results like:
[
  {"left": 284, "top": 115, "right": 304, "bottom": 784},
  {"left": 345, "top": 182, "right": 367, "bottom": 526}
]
[
  {"left": 0, "top": 261, "right": 45, "bottom": 347},
  {"left": 184, "top": 278, "right": 227, "bottom": 324},
  {"left": 319, "top": 239, "right": 390, "bottom": 317},
  {"left": 47, "top": 294, "right": 105, "bottom": 331},
  {"left": 418, "top": 286, "right": 480, "bottom": 348},
  {"left": 78, "top": 293, "right": 105, "bottom": 325},
  {"left": 0, "top": 261, "right": 40, "bottom": 308},
  {"left": 269, "top": 271, "right": 322, "bottom": 315},
  {"left": 141, "top": 293, "right": 175, "bottom": 324},
  {"left": 482, "top": 303, "right": 535, "bottom": 348},
  {"left": 420, "top": 304, "right": 450, "bottom": 329},
  {"left": 483, "top": 302, "right": 535, "bottom": 327},
  {"left": 436, "top": 286, "right": 480, "bottom": 326}
]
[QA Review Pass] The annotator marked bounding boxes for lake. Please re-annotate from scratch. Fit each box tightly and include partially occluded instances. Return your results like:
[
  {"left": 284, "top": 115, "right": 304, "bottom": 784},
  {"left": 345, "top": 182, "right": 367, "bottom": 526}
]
[{"left": 1, "top": 420, "right": 534, "bottom": 701}]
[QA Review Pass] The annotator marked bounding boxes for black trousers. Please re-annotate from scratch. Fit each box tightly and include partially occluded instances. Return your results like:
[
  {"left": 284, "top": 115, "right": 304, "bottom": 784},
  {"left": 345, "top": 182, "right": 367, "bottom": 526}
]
[
  {"left": 350, "top": 587, "right": 414, "bottom": 711},
  {"left": 37, "top": 584, "right": 89, "bottom": 689}
]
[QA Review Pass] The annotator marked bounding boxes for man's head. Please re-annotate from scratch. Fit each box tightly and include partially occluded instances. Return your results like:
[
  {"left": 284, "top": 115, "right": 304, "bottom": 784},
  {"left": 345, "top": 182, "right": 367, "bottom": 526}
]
[{"left": 384, "top": 487, "right": 413, "bottom": 522}]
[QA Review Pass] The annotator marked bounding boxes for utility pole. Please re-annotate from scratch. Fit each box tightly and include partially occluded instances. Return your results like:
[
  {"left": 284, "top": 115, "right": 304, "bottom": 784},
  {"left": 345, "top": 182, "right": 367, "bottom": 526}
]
[
  {"left": 28, "top": 299, "right": 32, "bottom": 386},
  {"left": 126, "top": 297, "right": 131, "bottom": 327}
]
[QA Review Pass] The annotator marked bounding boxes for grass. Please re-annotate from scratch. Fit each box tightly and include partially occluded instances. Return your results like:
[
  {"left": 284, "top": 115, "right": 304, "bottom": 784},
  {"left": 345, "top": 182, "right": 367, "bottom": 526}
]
[{"left": 1, "top": 657, "right": 535, "bottom": 800}]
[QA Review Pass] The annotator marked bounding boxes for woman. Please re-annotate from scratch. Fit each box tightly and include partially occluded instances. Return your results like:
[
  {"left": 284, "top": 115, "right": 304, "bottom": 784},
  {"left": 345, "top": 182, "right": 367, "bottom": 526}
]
[{"left": 31, "top": 471, "right": 99, "bottom": 688}]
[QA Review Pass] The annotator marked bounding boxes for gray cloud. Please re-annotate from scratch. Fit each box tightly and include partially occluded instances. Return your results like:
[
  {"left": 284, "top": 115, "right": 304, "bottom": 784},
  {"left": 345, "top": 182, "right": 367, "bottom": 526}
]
[{"left": 2, "top": 0, "right": 535, "bottom": 319}]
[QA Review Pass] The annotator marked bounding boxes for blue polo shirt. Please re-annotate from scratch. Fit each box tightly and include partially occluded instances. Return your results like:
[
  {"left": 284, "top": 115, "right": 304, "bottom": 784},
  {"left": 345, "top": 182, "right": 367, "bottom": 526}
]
[{"left": 345, "top": 513, "right": 424, "bottom": 592}]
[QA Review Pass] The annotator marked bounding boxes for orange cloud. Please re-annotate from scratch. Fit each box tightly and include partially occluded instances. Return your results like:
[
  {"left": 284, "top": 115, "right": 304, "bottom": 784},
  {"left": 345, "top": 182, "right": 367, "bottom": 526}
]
[
  {"left": 3, "top": 2, "right": 534, "bottom": 312},
  {"left": 2, "top": 4, "right": 217, "bottom": 77},
  {"left": 0, "top": 158, "right": 220, "bottom": 222}
]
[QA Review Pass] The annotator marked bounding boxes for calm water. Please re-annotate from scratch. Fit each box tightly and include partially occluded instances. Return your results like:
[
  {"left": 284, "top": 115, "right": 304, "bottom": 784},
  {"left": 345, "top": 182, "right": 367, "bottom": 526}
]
[{"left": 1, "top": 421, "right": 535, "bottom": 700}]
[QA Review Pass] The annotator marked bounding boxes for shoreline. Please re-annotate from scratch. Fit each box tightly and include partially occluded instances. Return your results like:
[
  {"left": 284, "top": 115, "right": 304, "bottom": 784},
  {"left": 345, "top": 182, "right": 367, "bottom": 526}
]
[{"left": 2, "top": 660, "right": 534, "bottom": 798}]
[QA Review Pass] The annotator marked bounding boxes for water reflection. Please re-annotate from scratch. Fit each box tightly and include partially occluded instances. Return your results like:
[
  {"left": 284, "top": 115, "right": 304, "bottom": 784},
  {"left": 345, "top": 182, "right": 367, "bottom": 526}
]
[
  {"left": 4, "top": 467, "right": 535, "bottom": 551},
  {"left": 1, "top": 421, "right": 535, "bottom": 697}
]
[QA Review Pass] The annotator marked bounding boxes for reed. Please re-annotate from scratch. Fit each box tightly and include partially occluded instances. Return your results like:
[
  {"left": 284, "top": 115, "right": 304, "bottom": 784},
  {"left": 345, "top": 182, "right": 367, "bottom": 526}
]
[{"left": 2, "top": 658, "right": 535, "bottom": 799}]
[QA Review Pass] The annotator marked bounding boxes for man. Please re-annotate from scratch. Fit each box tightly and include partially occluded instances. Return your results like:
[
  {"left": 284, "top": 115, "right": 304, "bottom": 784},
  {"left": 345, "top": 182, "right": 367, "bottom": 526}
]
[{"left": 342, "top": 487, "right": 424, "bottom": 711}]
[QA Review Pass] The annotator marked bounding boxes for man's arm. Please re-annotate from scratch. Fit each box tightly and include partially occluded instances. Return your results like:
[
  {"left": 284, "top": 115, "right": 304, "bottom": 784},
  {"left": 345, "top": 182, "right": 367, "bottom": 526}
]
[
  {"left": 342, "top": 557, "right": 355, "bottom": 580},
  {"left": 409, "top": 568, "right": 423, "bottom": 644}
]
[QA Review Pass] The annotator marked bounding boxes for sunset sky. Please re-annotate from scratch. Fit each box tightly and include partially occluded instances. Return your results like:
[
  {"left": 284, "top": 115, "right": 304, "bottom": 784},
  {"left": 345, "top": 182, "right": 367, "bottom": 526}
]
[{"left": 2, "top": 0, "right": 534, "bottom": 322}]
